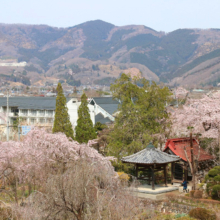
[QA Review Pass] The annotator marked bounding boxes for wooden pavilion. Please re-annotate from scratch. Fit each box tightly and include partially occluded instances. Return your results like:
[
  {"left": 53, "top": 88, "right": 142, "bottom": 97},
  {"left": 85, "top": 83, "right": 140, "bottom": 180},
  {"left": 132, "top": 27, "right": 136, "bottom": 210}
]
[{"left": 121, "top": 142, "right": 180, "bottom": 190}]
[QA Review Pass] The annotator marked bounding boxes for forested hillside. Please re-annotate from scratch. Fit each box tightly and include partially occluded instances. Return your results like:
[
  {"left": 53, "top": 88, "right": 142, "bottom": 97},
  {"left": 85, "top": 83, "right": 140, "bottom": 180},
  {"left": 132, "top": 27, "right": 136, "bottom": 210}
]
[{"left": 1, "top": 20, "right": 220, "bottom": 86}]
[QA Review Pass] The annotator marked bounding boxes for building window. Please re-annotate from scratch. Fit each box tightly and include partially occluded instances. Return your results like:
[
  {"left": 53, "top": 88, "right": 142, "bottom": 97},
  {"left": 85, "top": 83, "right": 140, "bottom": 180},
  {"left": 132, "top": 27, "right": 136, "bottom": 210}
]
[
  {"left": 11, "top": 118, "right": 17, "bottom": 125},
  {"left": 22, "top": 118, "right": 27, "bottom": 124},
  {"left": 31, "top": 110, "right": 37, "bottom": 116},
  {"left": 39, "top": 110, "right": 45, "bottom": 116},
  {"left": 30, "top": 118, "right": 36, "bottom": 124},
  {"left": 47, "top": 118, "right": 53, "bottom": 124},
  {"left": 21, "top": 109, "right": 28, "bottom": 116},
  {"left": 39, "top": 118, "right": 45, "bottom": 124},
  {"left": 11, "top": 107, "right": 18, "bottom": 116},
  {"left": 46, "top": 110, "right": 53, "bottom": 117}
]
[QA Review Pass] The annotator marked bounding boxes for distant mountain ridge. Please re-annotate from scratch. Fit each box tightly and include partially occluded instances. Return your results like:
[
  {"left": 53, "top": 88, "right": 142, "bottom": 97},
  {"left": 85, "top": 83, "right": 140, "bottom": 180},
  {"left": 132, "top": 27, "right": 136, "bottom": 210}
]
[{"left": 1, "top": 20, "right": 220, "bottom": 87}]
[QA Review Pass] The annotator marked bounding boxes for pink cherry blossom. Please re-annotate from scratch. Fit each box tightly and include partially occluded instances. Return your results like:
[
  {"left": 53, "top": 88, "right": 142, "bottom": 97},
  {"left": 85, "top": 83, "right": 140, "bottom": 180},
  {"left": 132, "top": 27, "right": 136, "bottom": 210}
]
[
  {"left": 0, "top": 128, "right": 116, "bottom": 190},
  {"left": 170, "top": 90, "right": 220, "bottom": 139}
]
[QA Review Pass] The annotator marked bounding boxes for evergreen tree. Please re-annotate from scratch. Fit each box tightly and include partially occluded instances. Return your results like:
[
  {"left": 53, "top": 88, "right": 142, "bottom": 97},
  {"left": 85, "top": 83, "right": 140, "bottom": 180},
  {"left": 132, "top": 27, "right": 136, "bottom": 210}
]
[
  {"left": 52, "top": 83, "right": 74, "bottom": 139},
  {"left": 107, "top": 73, "right": 172, "bottom": 170},
  {"left": 75, "top": 93, "right": 96, "bottom": 143}
]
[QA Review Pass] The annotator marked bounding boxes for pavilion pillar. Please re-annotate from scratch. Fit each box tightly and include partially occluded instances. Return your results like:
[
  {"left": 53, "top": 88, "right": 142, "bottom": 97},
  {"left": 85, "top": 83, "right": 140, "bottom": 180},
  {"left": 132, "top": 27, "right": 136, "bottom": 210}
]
[
  {"left": 173, "top": 163, "right": 176, "bottom": 181},
  {"left": 151, "top": 166, "right": 155, "bottom": 190},
  {"left": 135, "top": 164, "right": 138, "bottom": 179},
  {"left": 171, "top": 163, "right": 174, "bottom": 184},
  {"left": 148, "top": 167, "right": 151, "bottom": 185},
  {"left": 164, "top": 164, "right": 168, "bottom": 187}
]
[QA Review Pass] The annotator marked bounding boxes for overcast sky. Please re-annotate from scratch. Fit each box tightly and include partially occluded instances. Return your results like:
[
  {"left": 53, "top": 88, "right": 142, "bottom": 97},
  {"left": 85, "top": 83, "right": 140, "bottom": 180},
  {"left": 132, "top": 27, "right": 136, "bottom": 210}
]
[{"left": 1, "top": 0, "right": 220, "bottom": 32}]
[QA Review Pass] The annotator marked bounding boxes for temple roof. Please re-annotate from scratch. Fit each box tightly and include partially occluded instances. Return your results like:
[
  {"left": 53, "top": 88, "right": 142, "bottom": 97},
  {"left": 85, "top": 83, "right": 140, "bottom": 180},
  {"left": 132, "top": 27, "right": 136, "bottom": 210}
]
[
  {"left": 121, "top": 143, "right": 180, "bottom": 165},
  {"left": 164, "top": 138, "right": 214, "bottom": 162}
]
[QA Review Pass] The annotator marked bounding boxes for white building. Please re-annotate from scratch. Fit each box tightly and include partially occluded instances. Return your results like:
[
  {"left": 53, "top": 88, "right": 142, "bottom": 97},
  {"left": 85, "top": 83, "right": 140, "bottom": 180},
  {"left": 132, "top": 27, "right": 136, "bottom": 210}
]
[
  {"left": 0, "top": 97, "right": 95, "bottom": 127},
  {"left": 0, "top": 97, "right": 119, "bottom": 138},
  {"left": 89, "top": 97, "right": 119, "bottom": 124}
]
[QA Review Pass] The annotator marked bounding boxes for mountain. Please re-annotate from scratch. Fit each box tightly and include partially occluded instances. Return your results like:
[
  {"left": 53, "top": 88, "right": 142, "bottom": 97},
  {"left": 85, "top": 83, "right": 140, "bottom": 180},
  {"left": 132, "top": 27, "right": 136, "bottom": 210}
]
[{"left": 1, "top": 20, "right": 220, "bottom": 87}]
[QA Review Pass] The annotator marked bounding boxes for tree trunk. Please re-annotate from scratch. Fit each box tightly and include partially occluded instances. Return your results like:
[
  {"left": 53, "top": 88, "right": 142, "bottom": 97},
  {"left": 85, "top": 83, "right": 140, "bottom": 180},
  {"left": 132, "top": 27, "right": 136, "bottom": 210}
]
[
  {"left": 13, "top": 177, "right": 18, "bottom": 204},
  {"left": 28, "top": 182, "right": 32, "bottom": 196}
]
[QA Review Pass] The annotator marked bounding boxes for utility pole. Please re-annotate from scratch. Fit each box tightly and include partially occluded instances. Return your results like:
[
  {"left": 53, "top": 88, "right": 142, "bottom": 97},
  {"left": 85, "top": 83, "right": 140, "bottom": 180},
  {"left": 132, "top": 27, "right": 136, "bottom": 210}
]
[
  {"left": 190, "top": 132, "right": 195, "bottom": 190},
  {"left": 218, "top": 127, "right": 220, "bottom": 163},
  {"left": 6, "top": 88, "right": 9, "bottom": 141}
]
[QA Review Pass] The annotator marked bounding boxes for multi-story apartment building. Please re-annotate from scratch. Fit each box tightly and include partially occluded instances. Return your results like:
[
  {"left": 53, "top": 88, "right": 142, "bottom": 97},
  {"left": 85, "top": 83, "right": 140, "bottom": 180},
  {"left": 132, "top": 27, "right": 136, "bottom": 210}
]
[
  {"left": 0, "top": 97, "right": 95, "bottom": 127},
  {"left": 0, "top": 97, "right": 119, "bottom": 138}
]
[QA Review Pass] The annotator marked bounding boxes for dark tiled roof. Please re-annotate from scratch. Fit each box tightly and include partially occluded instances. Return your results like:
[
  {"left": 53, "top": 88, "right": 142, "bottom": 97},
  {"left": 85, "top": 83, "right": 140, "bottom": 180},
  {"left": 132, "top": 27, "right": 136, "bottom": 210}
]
[
  {"left": 122, "top": 146, "right": 180, "bottom": 165},
  {"left": 0, "top": 97, "right": 71, "bottom": 110},
  {"left": 98, "top": 104, "right": 119, "bottom": 115},
  {"left": 164, "top": 138, "right": 214, "bottom": 162},
  {"left": 95, "top": 113, "right": 112, "bottom": 124},
  {"left": 92, "top": 97, "right": 119, "bottom": 105},
  {"left": 91, "top": 97, "right": 119, "bottom": 115}
]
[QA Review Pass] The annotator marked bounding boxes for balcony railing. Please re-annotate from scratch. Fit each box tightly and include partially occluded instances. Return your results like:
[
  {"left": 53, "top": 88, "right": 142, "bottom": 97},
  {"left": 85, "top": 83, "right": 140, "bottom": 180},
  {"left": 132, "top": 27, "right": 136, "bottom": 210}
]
[
  {"left": 20, "top": 112, "right": 28, "bottom": 116},
  {"left": 8, "top": 112, "right": 19, "bottom": 117},
  {"left": 38, "top": 113, "right": 45, "bottom": 117}
]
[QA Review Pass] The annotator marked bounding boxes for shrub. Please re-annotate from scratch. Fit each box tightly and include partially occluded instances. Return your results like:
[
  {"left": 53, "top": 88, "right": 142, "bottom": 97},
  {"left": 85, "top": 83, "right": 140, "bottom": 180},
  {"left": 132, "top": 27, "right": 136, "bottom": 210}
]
[
  {"left": 213, "top": 166, "right": 220, "bottom": 172},
  {"left": 205, "top": 167, "right": 220, "bottom": 200},
  {"left": 190, "top": 190, "right": 195, "bottom": 197},
  {"left": 177, "top": 216, "right": 196, "bottom": 220},
  {"left": 164, "top": 213, "right": 173, "bottom": 220},
  {"left": 165, "top": 193, "right": 178, "bottom": 201},
  {"left": 214, "top": 175, "right": 220, "bottom": 182},
  {"left": 206, "top": 182, "right": 214, "bottom": 194},
  {"left": 211, "top": 185, "right": 220, "bottom": 199},
  {"left": 189, "top": 208, "right": 216, "bottom": 220},
  {"left": 0, "top": 207, "right": 13, "bottom": 219},
  {"left": 193, "top": 190, "right": 203, "bottom": 199},
  {"left": 175, "top": 213, "right": 187, "bottom": 218},
  {"left": 205, "top": 174, "right": 213, "bottom": 182},
  {"left": 117, "top": 172, "right": 130, "bottom": 182},
  {"left": 205, "top": 174, "right": 214, "bottom": 182},
  {"left": 208, "top": 169, "right": 219, "bottom": 177}
]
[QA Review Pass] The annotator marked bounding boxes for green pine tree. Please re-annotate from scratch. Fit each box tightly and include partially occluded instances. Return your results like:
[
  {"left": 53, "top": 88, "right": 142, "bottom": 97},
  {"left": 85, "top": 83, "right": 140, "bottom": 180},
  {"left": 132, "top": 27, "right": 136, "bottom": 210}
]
[
  {"left": 52, "top": 83, "right": 74, "bottom": 139},
  {"left": 75, "top": 93, "right": 96, "bottom": 143},
  {"left": 107, "top": 73, "right": 172, "bottom": 171}
]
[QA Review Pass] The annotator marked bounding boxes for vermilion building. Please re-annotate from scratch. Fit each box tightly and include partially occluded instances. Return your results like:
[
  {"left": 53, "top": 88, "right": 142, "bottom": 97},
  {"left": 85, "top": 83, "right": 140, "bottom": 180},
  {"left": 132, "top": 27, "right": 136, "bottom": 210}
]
[{"left": 164, "top": 137, "right": 214, "bottom": 182}]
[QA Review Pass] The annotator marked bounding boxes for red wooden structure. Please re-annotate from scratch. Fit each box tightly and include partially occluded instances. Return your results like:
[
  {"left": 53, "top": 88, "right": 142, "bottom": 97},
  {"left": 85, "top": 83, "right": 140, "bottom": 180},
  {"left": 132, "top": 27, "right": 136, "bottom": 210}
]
[{"left": 164, "top": 137, "right": 214, "bottom": 182}]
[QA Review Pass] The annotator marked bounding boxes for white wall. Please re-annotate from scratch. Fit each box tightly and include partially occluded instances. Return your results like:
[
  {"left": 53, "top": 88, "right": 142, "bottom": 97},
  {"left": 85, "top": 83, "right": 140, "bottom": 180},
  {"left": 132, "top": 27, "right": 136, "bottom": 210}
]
[
  {"left": 66, "top": 98, "right": 95, "bottom": 127},
  {"left": 0, "top": 99, "right": 95, "bottom": 127},
  {"left": 0, "top": 107, "right": 6, "bottom": 124}
]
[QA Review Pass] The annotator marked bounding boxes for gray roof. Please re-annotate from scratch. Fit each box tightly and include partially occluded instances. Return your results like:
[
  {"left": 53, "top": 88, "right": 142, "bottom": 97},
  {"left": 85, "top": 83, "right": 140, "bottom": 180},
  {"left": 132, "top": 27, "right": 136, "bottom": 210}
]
[
  {"left": 95, "top": 113, "right": 112, "bottom": 124},
  {"left": 0, "top": 97, "right": 71, "bottom": 110},
  {"left": 98, "top": 104, "right": 119, "bottom": 115},
  {"left": 90, "top": 97, "right": 119, "bottom": 115},
  {"left": 92, "top": 97, "right": 119, "bottom": 105},
  {"left": 122, "top": 143, "right": 180, "bottom": 165}
]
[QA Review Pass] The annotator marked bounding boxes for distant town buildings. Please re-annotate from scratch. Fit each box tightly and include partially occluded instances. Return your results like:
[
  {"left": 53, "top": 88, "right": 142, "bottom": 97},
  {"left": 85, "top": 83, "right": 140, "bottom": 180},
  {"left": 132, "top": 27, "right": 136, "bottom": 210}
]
[{"left": 0, "top": 61, "right": 27, "bottom": 67}]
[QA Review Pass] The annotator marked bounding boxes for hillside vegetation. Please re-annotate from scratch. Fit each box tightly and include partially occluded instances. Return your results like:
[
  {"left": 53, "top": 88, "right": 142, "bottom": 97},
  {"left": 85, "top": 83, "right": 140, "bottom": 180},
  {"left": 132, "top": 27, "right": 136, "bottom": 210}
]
[{"left": 1, "top": 20, "right": 220, "bottom": 86}]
